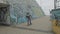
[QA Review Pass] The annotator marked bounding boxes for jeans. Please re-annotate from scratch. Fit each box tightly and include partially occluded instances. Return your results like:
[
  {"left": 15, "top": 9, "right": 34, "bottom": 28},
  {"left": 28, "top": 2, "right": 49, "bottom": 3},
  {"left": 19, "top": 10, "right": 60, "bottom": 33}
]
[{"left": 27, "top": 18, "right": 32, "bottom": 25}]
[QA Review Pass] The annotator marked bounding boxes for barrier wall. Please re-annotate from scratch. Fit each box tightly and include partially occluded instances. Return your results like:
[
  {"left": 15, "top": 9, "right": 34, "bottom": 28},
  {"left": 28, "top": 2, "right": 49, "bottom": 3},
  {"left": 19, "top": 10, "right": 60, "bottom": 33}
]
[{"left": 4, "top": 0, "right": 45, "bottom": 24}]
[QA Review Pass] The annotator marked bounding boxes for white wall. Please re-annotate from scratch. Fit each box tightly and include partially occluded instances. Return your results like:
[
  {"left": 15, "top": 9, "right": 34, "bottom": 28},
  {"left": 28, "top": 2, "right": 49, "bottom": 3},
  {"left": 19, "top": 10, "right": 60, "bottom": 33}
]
[{"left": 36, "top": 0, "right": 54, "bottom": 15}]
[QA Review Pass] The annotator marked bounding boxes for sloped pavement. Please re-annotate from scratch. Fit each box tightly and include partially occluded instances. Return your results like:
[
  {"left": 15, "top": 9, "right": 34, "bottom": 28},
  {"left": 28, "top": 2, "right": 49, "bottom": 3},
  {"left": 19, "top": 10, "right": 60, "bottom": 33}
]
[{"left": 0, "top": 16, "right": 53, "bottom": 34}]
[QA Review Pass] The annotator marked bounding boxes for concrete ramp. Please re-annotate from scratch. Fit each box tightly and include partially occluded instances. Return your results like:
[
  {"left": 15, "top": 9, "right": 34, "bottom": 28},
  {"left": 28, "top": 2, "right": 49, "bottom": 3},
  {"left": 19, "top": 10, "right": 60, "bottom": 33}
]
[{"left": 0, "top": 16, "right": 53, "bottom": 34}]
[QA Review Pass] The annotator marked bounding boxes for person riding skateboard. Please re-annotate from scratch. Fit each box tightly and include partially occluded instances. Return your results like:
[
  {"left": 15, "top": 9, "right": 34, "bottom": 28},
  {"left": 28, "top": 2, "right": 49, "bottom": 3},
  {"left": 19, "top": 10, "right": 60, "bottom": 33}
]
[{"left": 26, "top": 12, "right": 32, "bottom": 26}]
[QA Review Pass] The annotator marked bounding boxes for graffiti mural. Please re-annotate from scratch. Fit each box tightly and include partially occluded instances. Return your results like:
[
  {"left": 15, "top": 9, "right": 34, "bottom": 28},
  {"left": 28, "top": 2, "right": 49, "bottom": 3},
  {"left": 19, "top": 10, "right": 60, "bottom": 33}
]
[{"left": 3, "top": 0, "right": 45, "bottom": 24}]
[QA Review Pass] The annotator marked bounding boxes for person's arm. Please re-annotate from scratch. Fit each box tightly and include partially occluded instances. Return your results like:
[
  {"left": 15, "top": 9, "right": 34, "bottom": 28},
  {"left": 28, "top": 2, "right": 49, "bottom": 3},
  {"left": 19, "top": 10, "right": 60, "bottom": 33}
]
[{"left": 30, "top": 15, "right": 32, "bottom": 19}]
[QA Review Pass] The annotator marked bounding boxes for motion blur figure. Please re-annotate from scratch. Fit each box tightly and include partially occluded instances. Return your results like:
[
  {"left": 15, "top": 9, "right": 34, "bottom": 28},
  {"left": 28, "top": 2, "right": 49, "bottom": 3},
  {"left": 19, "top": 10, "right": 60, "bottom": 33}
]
[{"left": 26, "top": 12, "right": 32, "bottom": 26}]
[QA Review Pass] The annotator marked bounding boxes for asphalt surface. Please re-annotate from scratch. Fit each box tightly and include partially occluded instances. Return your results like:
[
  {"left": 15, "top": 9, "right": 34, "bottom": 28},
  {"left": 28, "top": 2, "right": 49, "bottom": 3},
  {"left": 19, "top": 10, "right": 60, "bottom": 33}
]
[{"left": 0, "top": 16, "right": 54, "bottom": 34}]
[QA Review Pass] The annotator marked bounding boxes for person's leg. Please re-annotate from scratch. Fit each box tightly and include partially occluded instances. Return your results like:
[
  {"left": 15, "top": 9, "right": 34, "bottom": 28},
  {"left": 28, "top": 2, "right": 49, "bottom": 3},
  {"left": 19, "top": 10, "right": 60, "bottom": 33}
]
[
  {"left": 27, "top": 19, "right": 30, "bottom": 26},
  {"left": 29, "top": 19, "right": 32, "bottom": 25}
]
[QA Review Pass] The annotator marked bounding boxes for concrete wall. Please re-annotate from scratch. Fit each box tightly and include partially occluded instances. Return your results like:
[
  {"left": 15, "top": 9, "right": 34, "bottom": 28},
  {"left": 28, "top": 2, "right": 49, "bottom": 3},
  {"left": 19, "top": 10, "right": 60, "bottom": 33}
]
[{"left": 3, "top": 0, "right": 45, "bottom": 24}]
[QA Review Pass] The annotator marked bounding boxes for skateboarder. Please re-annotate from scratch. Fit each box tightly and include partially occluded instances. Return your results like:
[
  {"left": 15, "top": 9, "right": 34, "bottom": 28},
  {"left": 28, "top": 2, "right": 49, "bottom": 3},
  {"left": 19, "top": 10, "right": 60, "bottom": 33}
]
[{"left": 26, "top": 12, "right": 32, "bottom": 26}]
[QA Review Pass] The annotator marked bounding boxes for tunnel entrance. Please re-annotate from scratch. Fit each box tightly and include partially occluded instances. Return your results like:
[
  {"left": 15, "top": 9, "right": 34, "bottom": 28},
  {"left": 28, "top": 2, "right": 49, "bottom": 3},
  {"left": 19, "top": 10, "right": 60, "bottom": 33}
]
[
  {"left": 0, "top": 3, "right": 10, "bottom": 25},
  {"left": 0, "top": 7, "right": 7, "bottom": 24}
]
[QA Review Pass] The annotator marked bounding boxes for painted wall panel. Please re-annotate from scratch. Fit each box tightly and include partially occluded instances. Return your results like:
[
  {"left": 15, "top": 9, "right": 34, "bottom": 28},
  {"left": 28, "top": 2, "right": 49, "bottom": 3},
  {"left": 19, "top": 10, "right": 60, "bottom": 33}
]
[{"left": 3, "top": 0, "right": 45, "bottom": 24}]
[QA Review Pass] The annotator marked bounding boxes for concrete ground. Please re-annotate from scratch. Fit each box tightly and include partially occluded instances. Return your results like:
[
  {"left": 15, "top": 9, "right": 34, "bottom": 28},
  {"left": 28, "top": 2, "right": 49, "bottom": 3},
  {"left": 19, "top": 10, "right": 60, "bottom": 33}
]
[{"left": 0, "top": 16, "right": 53, "bottom": 34}]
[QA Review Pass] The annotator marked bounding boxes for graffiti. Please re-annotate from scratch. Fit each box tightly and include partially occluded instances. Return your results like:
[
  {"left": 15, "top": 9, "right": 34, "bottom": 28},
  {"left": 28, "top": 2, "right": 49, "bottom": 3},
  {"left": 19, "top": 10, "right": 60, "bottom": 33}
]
[{"left": 5, "top": 0, "right": 45, "bottom": 24}]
